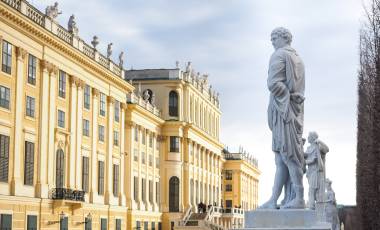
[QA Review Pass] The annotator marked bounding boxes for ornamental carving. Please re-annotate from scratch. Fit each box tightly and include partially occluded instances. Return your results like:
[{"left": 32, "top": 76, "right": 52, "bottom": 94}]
[
  {"left": 92, "top": 88, "right": 99, "bottom": 97},
  {"left": 16, "top": 47, "right": 27, "bottom": 60}
]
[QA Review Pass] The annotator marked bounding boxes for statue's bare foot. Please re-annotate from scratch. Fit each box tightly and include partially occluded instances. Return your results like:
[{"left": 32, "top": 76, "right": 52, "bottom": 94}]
[
  {"left": 259, "top": 199, "right": 278, "bottom": 209},
  {"left": 280, "top": 198, "right": 305, "bottom": 209}
]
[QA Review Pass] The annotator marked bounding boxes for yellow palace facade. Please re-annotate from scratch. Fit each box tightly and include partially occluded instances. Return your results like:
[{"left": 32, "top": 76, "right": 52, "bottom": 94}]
[{"left": 0, "top": 0, "right": 260, "bottom": 229}]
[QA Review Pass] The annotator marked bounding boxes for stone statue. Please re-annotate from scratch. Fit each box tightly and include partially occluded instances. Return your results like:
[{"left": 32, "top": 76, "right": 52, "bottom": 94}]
[
  {"left": 45, "top": 2, "right": 61, "bottom": 19},
  {"left": 260, "top": 27, "right": 306, "bottom": 209},
  {"left": 151, "top": 93, "right": 156, "bottom": 106},
  {"left": 107, "top": 43, "right": 113, "bottom": 59},
  {"left": 68, "top": 15, "right": 78, "bottom": 36},
  {"left": 175, "top": 61, "right": 179, "bottom": 68},
  {"left": 119, "top": 51, "right": 124, "bottom": 68},
  {"left": 304, "top": 131, "right": 324, "bottom": 209},
  {"left": 143, "top": 90, "right": 150, "bottom": 102},
  {"left": 325, "top": 179, "right": 340, "bottom": 230}
]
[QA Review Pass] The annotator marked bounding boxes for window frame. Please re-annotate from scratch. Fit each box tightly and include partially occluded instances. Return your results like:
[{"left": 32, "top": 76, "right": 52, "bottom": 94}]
[
  {"left": 27, "top": 54, "right": 37, "bottom": 85},
  {"left": 57, "top": 110, "right": 65, "bottom": 128},
  {"left": 2, "top": 40, "right": 12, "bottom": 74},
  {"left": 83, "top": 85, "right": 91, "bottom": 109},
  {"left": 26, "top": 96, "right": 35, "bottom": 118},
  {"left": 24, "top": 141, "right": 34, "bottom": 185},
  {"left": 0, "top": 85, "right": 10, "bottom": 110},
  {"left": 169, "top": 136, "right": 180, "bottom": 152},
  {"left": 58, "top": 70, "right": 66, "bottom": 98}
]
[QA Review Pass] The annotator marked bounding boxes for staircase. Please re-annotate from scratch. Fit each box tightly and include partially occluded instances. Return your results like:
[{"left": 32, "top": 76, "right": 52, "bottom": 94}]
[{"left": 174, "top": 207, "right": 227, "bottom": 230}]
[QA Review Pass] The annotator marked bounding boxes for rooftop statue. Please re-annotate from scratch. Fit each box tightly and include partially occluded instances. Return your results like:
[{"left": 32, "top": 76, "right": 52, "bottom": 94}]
[
  {"left": 45, "top": 2, "right": 61, "bottom": 19},
  {"left": 325, "top": 179, "right": 340, "bottom": 230},
  {"left": 107, "top": 43, "right": 113, "bottom": 59},
  {"left": 68, "top": 15, "right": 78, "bottom": 36},
  {"left": 260, "top": 27, "right": 306, "bottom": 209},
  {"left": 119, "top": 51, "right": 124, "bottom": 68}
]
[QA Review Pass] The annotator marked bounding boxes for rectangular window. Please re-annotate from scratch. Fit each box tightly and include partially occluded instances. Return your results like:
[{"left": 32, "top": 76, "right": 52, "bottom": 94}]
[
  {"left": 98, "top": 125, "right": 104, "bottom": 142},
  {"left": 60, "top": 217, "right": 68, "bottom": 230},
  {"left": 58, "top": 110, "right": 65, "bottom": 128},
  {"left": 170, "top": 136, "right": 180, "bottom": 152},
  {"left": 113, "top": 131, "right": 119, "bottom": 146},
  {"left": 156, "top": 137, "right": 159, "bottom": 150},
  {"left": 156, "top": 181, "right": 160, "bottom": 204},
  {"left": 98, "top": 161, "right": 104, "bottom": 195},
  {"left": 155, "top": 157, "right": 159, "bottom": 168},
  {"left": 83, "top": 119, "right": 90, "bottom": 137},
  {"left": 100, "top": 218, "right": 107, "bottom": 230},
  {"left": 134, "top": 127, "right": 139, "bottom": 142},
  {"left": 99, "top": 93, "right": 106, "bottom": 116},
  {"left": 84, "top": 217, "right": 92, "bottom": 230},
  {"left": 149, "top": 133, "right": 153, "bottom": 148},
  {"left": 0, "top": 85, "right": 10, "bottom": 110},
  {"left": 134, "top": 176, "right": 138, "bottom": 201},
  {"left": 141, "top": 129, "right": 146, "bottom": 145},
  {"left": 0, "top": 214, "right": 12, "bottom": 230},
  {"left": 27, "top": 215, "right": 37, "bottom": 230},
  {"left": 225, "top": 170, "right": 233, "bottom": 180},
  {"left": 27, "top": 54, "right": 37, "bottom": 85},
  {"left": 158, "top": 222, "right": 162, "bottom": 230},
  {"left": 149, "top": 180, "right": 153, "bottom": 203},
  {"left": 2, "top": 41, "right": 12, "bottom": 74},
  {"left": 115, "top": 219, "right": 121, "bottom": 230},
  {"left": 226, "top": 184, "right": 232, "bottom": 192},
  {"left": 114, "top": 100, "right": 120, "bottom": 122},
  {"left": 141, "top": 178, "right": 146, "bottom": 201},
  {"left": 141, "top": 152, "right": 145, "bottom": 164},
  {"left": 24, "top": 141, "right": 34, "bottom": 185},
  {"left": 136, "top": 221, "right": 140, "bottom": 229},
  {"left": 26, "top": 96, "right": 35, "bottom": 118},
  {"left": 151, "top": 222, "right": 156, "bottom": 230},
  {"left": 149, "top": 155, "right": 153, "bottom": 167},
  {"left": 144, "top": 221, "right": 148, "bottom": 230},
  {"left": 58, "top": 70, "right": 66, "bottom": 98},
  {"left": 0, "top": 134, "right": 10, "bottom": 182},
  {"left": 82, "top": 156, "right": 89, "bottom": 192},
  {"left": 84, "top": 85, "right": 90, "bottom": 109},
  {"left": 133, "top": 149, "right": 138, "bottom": 162},
  {"left": 226, "top": 200, "right": 232, "bottom": 208},
  {"left": 113, "top": 164, "right": 119, "bottom": 197}
]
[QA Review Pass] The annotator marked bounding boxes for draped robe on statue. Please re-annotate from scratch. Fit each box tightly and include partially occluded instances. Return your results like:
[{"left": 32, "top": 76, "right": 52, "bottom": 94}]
[{"left": 267, "top": 45, "right": 305, "bottom": 197}]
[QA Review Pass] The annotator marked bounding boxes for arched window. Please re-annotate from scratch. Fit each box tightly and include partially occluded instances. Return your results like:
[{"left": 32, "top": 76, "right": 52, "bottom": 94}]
[
  {"left": 169, "top": 176, "right": 180, "bottom": 212},
  {"left": 56, "top": 149, "right": 65, "bottom": 188},
  {"left": 169, "top": 91, "right": 178, "bottom": 117}
]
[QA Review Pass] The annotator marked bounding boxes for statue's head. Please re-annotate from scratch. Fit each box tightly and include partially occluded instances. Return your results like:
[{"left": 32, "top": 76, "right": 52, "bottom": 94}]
[
  {"left": 326, "top": 178, "right": 332, "bottom": 189},
  {"left": 54, "top": 2, "right": 58, "bottom": 7},
  {"left": 271, "top": 27, "right": 292, "bottom": 50},
  {"left": 307, "top": 131, "right": 318, "bottom": 143}
]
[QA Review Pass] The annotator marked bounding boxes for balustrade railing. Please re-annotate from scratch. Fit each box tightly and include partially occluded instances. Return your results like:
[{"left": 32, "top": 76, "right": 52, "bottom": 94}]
[
  {"left": 2, "top": 0, "right": 20, "bottom": 10},
  {"left": 56, "top": 25, "right": 72, "bottom": 44},
  {"left": 50, "top": 188, "right": 85, "bottom": 202}
]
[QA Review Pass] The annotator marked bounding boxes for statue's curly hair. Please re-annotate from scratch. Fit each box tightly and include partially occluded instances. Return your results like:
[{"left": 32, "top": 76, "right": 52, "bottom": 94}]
[{"left": 271, "top": 27, "right": 293, "bottom": 44}]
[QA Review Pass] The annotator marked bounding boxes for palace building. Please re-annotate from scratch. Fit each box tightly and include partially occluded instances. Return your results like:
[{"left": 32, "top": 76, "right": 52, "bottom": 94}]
[{"left": 0, "top": 0, "right": 260, "bottom": 229}]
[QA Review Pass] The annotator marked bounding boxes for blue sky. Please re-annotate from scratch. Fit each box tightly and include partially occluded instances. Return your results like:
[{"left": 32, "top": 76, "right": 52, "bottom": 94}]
[{"left": 32, "top": 0, "right": 362, "bottom": 205}]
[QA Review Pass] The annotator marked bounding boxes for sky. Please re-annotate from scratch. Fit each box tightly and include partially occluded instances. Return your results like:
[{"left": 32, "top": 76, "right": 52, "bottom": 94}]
[{"left": 32, "top": 0, "right": 363, "bottom": 205}]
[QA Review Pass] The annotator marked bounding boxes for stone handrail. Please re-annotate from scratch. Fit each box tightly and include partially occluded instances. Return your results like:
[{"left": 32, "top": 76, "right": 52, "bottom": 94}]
[
  {"left": 179, "top": 207, "right": 193, "bottom": 226},
  {"left": 127, "top": 92, "right": 161, "bottom": 117},
  {"left": 0, "top": 0, "right": 124, "bottom": 78}
]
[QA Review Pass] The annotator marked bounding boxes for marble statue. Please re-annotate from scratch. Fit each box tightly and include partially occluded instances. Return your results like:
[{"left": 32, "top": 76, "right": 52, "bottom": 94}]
[
  {"left": 175, "top": 61, "right": 179, "bottom": 68},
  {"left": 45, "top": 2, "right": 61, "bottom": 19},
  {"left": 143, "top": 90, "right": 150, "bottom": 102},
  {"left": 119, "top": 52, "right": 124, "bottom": 68},
  {"left": 325, "top": 179, "right": 340, "bottom": 230},
  {"left": 91, "top": 36, "right": 99, "bottom": 49},
  {"left": 68, "top": 15, "right": 78, "bottom": 36},
  {"left": 107, "top": 43, "right": 113, "bottom": 59},
  {"left": 151, "top": 93, "right": 156, "bottom": 106},
  {"left": 304, "top": 131, "right": 324, "bottom": 209},
  {"left": 260, "top": 27, "right": 306, "bottom": 209}
]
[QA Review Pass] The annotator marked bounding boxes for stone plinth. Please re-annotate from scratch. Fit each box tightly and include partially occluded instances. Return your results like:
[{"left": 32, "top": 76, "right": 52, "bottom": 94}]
[{"left": 240, "top": 209, "right": 331, "bottom": 230}]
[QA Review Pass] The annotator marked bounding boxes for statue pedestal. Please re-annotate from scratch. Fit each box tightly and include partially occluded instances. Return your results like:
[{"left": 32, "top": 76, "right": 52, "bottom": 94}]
[{"left": 240, "top": 209, "right": 332, "bottom": 230}]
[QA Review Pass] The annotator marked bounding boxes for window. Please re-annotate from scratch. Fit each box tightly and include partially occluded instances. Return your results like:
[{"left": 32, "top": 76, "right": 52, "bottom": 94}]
[
  {"left": 26, "top": 96, "right": 35, "bottom": 118},
  {"left": 113, "top": 164, "right": 119, "bottom": 197},
  {"left": 133, "top": 149, "right": 138, "bottom": 162},
  {"left": 149, "top": 133, "right": 153, "bottom": 148},
  {"left": 113, "top": 131, "right": 119, "bottom": 146},
  {"left": 2, "top": 41, "right": 12, "bottom": 74},
  {"left": 0, "top": 214, "right": 12, "bottom": 230},
  {"left": 141, "top": 178, "right": 146, "bottom": 201},
  {"left": 136, "top": 221, "right": 141, "bottom": 230},
  {"left": 156, "top": 181, "right": 160, "bottom": 204},
  {"left": 169, "top": 176, "right": 179, "bottom": 212},
  {"left": 158, "top": 222, "right": 162, "bottom": 230},
  {"left": 0, "top": 85, "right": 10, "bottom": 109},
  {"left": 58, "top": 70, "right": 66, "bottom": 98},
  {"left": 149, "top": 155, "right": 153, "bottom": 167},
  {"left": 144, "top": 221, "right": 148, "bottom": 230},
  {"left": 57, "top": 110, "right": 65, "bottom": 128},
  {"left": 225, "top": 170, "right": 233, "bottom": 180},
  {"left": 84, "top": 217, "right": 91, "bottom": 230},
  {"left": 155, "top": 157, "right": 159, "bottom": 168},
  {"left": 83, "top": 119, "right": 90, "bottom": 137},
  {"left": 27, "top": 215, "right": 37, "bottom": 230},
  {"left": 24, "top": 141, "right": 34, "bottom": 185},
  {"left": 169, "top": 91, "right": 178, "bottom": 116},
  {"left": 60, "top": 217, "right": 68, "bottom": 230},
  {"left": 82, "top": 156, "right": 89, "bottom": 192},
  {"left": 27, "top": 54, "right": 37, "bottom": 85},
  {"left": 226, "top": 200, "right": 232, "bottom": 208},
  {"left": 114, "top": 100, "right": 120, "bottom": 122},
  {"left": 134, "top": 176, "right": 138, "bottom": 201},
  {"left": 98, "top": 161, "right": 104, "bottom": 195},
  {"left": 99, "top": 93, "right": 106, "bottom": 116},
  {"left": 0, "top": 134, "right": 10, "bottom": 182},
  {"left": 98, "top": 125, "right": 104, "bottom": 142},
  {"left": 141, "top": 152, "right": 145, "bottom": 164},
  {"left": 226, "top": 184, "right": 232, "bottom": 192},
  {"left": 151, "top": 222, "right": 156, "bottom": 230},
  {"left": 84, "top": 85, "right": 91, "bottom": 109},
  {"left": 190, "top": 179, "right": 194, "bottom": 202},
  {"left": 170, "top": 136, "right": 180, "bottom": 152},
  {"left": 100, "top": 218, "right": 107, "bottom": 230},
  {"left": 115, "top": 219, "right": 121, "bottom": 230},
  {"left": 142, "top": 129, "right": 146, "bottom": 145},
  {"left": 134, "top": 127, "right": 139, "bottom": 142},
  {"left": 149, "top": 180, "right": 153, "bottom": 203},
  {"left": 56, "top": 149, "right": 65, "bottom": 188}
]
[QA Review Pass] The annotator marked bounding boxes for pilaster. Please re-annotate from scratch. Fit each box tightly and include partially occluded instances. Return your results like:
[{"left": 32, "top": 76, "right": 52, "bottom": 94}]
[
  {"left": 119, "top": 102, "right": 127, "bottom": 206},
  {"left": 105, "top": 95, "right": 115, "bottom": 205},
  {"left": 75, "top": 80, "right": 84, "bottom": 189},
  {"left": 68, "top": 75, "right": 78, "bottom": 189},
  {"left": 90, "top": 88, "right": 100, "bottom": 203}
]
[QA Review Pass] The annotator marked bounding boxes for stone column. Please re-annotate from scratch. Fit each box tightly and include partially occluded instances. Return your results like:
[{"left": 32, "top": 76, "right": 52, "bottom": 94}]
[
  {"left": 37, "top": 60, "right": 52, "bottom": 198},
  {"left": 119, "top": 102, "right": 127, "bottom": 206},
  {"left": 75, "top": 80, "right": 84, "bottom": 189},
  {"left": 152, "top": 132, "right": 157, "bottom": 211},
  {"left": 90, "top": 88, "right": 99, "bottom": 203},
  {"left": 68, "top": 75, "right": 78, "bottom": 189},
  {"left": 105, "top": 96, "right": 114, "bottom": 204},
  {"left": 11, "top": 47, "right": 27, "bottom": 196}
]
